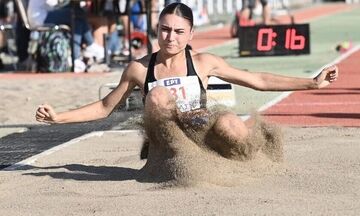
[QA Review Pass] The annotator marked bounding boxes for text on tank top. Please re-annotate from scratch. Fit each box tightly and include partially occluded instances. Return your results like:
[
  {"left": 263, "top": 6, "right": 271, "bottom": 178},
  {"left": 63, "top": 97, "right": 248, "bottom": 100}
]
[{"left": 144, "top": 48, "right": 206, "bottom": 112}]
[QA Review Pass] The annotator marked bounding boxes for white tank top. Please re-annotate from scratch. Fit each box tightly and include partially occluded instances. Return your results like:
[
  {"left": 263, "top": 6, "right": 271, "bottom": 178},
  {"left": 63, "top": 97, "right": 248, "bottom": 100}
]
[{"left": 147, "top": 76, "right": 202, "bottom": 112}]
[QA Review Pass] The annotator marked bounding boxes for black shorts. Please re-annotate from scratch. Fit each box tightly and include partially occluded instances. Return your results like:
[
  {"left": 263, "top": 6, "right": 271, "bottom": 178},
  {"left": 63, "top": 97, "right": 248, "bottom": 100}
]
[
  {"left": 242, "top": 0, "right": 268, "bottom": 9},
  {"left": 178, "top": 108, "right": 212, "bottom": 129}
]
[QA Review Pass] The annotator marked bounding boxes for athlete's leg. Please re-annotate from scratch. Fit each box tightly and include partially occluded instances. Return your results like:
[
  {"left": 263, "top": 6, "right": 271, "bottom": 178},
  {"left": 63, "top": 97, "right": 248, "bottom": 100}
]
[
  {"left": 239, "top": 0, "right": 257, "bottom": 26},
  {"left": 240, "top": 0, "right": 252, "bottom": 20},
  {"left": 144, "top": 86, "right": 177, "bottom": 120},
  {"left": 260, "top": 0, "right": 271, "bottom": 25},
  {"left": 141, "top": 86, "right": 179, "bottom": 158}
]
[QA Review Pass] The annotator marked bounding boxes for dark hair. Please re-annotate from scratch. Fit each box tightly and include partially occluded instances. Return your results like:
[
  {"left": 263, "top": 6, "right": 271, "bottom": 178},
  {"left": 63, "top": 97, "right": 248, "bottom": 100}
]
[{"left": 159, "top": 3, "right": 194, "bottom": 28}]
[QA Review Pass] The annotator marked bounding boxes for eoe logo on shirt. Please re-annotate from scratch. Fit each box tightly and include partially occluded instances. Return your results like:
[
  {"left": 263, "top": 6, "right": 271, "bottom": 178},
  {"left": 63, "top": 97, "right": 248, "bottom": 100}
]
[{"left": 164, "top": 78, "right": 181, "bottom": 86}]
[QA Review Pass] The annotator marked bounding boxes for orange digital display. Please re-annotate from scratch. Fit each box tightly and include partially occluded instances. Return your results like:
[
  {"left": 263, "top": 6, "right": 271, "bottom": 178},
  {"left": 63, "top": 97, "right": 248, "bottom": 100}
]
[{"left": 239, "top": 24, "right": 310, "bottom": 57}]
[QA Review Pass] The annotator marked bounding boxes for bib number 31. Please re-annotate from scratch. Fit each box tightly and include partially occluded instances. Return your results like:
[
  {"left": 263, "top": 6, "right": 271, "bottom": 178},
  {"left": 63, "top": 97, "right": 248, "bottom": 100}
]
[{"left": 169, "top": 86, "right": 186, "bottom": 100}]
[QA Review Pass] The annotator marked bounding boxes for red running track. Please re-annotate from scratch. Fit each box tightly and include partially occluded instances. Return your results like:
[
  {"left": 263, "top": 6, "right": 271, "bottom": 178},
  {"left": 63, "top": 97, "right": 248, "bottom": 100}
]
[{"left": 262, "top": 48, "right": 360, "bottom": 127}]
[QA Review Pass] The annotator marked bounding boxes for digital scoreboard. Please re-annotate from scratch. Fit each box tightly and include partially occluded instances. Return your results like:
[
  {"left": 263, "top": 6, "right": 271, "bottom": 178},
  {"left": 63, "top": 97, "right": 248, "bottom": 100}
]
[{"left": 239, "top": 24, "right": 310, "bottom": 57}]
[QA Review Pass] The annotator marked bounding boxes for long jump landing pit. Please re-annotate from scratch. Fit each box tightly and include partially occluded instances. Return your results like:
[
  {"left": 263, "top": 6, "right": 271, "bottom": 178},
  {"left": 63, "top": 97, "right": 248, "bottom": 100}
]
[{"left": 1, "top": 126, "right": 359, "bottom": 215}]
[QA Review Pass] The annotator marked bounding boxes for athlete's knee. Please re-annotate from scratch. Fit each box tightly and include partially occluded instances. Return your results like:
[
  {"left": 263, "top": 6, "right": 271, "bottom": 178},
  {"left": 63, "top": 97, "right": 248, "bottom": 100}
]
[
  {"left": 214, "top": 112, "right": 240, "bottom": 128},
  {"left": 206, "top": 112, "right": 257, "bottom": 160},
  {"left": 214, "top": 112, "right": 249, "bottom": 139},
  {"left": 145, "top": 86, "right": 174, "bottom": 110}
]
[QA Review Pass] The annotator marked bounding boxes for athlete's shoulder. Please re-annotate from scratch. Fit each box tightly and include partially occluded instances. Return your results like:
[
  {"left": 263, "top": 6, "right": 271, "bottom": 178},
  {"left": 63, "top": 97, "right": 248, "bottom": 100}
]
[
  {"left": 123, "top": 53, "right": 153, "bottom": 76},
  {"left": 191, "top": 50, "right": 221, "bottom": 62},
  {"left": 119, "top": 55, "right": 148, "bottom": 84},
  {"left": 191, "top": 51, "right": 224, "bottom": 69},
  {"left": 134, "top": 53, "right": 153, "bottom": 66},
  {"left": 127, "top": 53, "right": 151, "bottom": 69}
]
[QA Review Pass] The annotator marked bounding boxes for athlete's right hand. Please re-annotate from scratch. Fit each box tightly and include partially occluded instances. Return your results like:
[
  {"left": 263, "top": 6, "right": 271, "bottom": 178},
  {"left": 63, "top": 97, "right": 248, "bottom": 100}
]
[{"left": 35, "top": 104, "right": 57, "bottom": 124}]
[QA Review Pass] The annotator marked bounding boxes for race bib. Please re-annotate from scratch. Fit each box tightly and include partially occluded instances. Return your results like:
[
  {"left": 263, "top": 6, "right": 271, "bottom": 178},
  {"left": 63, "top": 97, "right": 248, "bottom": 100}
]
[{"left": 148, "top": 76, "right": 201, "bottom": 112}]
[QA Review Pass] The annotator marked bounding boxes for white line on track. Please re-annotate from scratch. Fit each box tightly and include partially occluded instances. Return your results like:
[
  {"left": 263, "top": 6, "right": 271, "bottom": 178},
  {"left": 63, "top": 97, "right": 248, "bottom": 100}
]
[
  {"left": 3, "top": 130, "right": 140, "bottom": 171},
  {"left": 260, "top": 44, "right": 360, "bottom": 110},
  {"left": 241, "top": 44, "right": 360, "bottom": 121}
]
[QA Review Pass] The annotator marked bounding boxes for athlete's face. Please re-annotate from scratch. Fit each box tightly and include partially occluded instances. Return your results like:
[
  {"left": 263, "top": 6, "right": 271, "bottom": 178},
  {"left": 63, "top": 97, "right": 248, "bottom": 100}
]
[{"left": 157, "top": 14, "right": 193, "bottom": 55}]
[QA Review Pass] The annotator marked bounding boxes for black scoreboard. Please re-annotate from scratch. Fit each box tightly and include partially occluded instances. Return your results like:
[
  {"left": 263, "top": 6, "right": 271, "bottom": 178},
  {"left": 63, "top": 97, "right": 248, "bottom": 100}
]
[{"left": 239, "top": 24, "right": 310, "bottom": 57}]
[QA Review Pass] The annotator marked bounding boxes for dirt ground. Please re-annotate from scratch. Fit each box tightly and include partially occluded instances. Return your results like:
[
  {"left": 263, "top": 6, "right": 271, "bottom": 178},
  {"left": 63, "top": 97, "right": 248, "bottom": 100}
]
[
  {"left": 0, "top": 126, "right": 359, "bottom": 215},
  {"left": 0, "top": 73, "right": 119, "bottom": 126}
]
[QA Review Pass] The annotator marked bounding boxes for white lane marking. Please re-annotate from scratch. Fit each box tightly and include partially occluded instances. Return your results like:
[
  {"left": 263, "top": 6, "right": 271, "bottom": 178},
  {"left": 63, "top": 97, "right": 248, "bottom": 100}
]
[
  {"left": 3, "top": 131, "right": 104, "bottom": 171},
  {"left": 241, "top": 44, "right": 360, "bottom": 121},
  {"left": 4, "top": 130, "right": 142, "bottom": 171},
  {"left": 259, "top": 44, "right": 360, "bottom": 111}
]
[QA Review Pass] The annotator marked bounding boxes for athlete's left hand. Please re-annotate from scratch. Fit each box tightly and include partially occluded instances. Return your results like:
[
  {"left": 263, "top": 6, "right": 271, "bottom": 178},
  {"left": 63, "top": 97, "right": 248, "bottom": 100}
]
[{"left": 314, "top": 65, "right": 339, "bottom": 89}]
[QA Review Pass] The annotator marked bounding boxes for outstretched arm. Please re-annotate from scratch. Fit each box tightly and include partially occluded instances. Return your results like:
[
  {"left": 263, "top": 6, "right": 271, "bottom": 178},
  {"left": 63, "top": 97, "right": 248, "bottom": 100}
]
[
  {"left": 206, "top": 54, "right": 338, "bottom": 91},
  {"left": 313, "top": 65, "right": 339, "bottom": 89},
  {"left": 35, "top": 61, "right": 142, "bottom": 124}
]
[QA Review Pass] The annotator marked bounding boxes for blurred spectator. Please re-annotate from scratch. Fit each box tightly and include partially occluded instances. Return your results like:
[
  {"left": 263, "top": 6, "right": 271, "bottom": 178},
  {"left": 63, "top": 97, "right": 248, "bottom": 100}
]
[
  {"left": 130, "top": 0, "right": 146, "bottom": 32},
  {"left": 240, "top": 0, "right": 271, "bottom": 25},
  {"left": 118, "top": 0, "right": 147, "bottom": 56},
  {"left": 231, "top": 0, "right": 271, "bottom": 37},
  {"left": 27, "top": 0, "right": 105, "bottom": 72},
  {"left": 15, "top": 13, "right": 30, "bottom": 66},
  {"left": 165, "top": 0, "right": 180, "bottom": 6},
  {"left": 119, "top": 14, "right": 130, "bottom": 55},
  {"left": 13, "top": 0, "right": 30, "bottom": 70},
  {"left": 0, "top": 0, "right": 17, "bottom": 68},
  {"left": 87, "top": 0, "right": 153, "bottom": 57},
  {"left": 0, "top": 0, "right": 15, "bottom": 49},
  {"left": 87, "top": 0, "right": 158, "bottom": 60},
  {"left": 86, "top": 0, "right": 122, "bottom": 56}
]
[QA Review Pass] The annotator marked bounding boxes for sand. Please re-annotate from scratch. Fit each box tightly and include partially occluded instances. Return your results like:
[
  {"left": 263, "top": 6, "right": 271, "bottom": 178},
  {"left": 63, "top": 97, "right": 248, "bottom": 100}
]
[
  {"left": 0, "top": 73, "right": 120, "bottom": 125},
  {"left": 0, "top": 127, "right": 359, "bottom": 215}
]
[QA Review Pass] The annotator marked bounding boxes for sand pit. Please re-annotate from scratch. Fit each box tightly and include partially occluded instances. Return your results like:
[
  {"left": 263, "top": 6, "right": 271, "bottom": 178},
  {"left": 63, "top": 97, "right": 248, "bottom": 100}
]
[
  {"left": 140, "top": 111, "right": 284, "bottom": 186},
  {"left": 0, "top": 127, "right": 359, "bottom": 215},
  {"left": 0, "top": 73, "right": 119, "bottom": 125}
]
